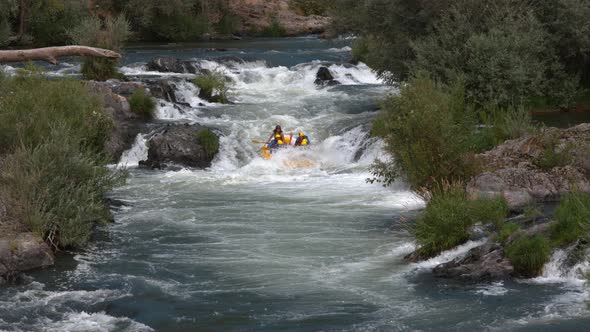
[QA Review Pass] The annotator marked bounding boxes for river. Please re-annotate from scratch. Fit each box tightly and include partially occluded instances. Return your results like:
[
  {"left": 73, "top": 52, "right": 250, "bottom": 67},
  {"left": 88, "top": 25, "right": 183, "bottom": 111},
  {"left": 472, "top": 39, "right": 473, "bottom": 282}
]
[{"left": 1, "top": 37, "right": 590, "bottom": 332}]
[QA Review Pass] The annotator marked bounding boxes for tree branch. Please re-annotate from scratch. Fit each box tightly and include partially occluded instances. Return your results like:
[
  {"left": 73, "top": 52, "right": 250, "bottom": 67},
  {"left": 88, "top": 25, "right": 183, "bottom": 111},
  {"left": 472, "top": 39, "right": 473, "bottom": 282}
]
[{"left": 0, "top": 46, "right": 121, "bottom": 65}]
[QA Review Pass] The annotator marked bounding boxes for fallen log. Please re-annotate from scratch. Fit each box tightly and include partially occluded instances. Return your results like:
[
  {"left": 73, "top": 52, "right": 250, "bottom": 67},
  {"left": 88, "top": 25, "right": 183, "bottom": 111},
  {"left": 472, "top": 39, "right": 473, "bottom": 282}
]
[{"left": 0, "top": 46, "right": 121, "bottom": 65}]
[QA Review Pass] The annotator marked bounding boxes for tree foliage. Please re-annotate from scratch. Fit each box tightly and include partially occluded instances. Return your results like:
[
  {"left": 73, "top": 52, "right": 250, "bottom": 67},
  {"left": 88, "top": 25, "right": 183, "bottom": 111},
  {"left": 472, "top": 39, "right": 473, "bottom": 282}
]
[{"left": 332, "top": 0, "right": 590, "bottom": 107}]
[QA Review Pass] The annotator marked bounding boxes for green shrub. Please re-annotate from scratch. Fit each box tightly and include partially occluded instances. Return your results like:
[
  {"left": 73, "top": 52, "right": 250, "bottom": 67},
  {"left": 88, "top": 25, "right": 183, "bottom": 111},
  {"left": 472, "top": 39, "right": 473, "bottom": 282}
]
[
  {"left": 289, "top": 0, "right": 335, "bottom": 16},
  {"left": 81, "top": 57, "right": 125, "bottom": 81},
  {"left": 533, "top": 133, "right": 574, "bottom": 170},
  {"left": 1, "top": 132, "right": 122, "bottom": 249},
  {"left": 370, "top": 72, "right": 479, "bottom": 190},
  {"left": 261, "top": 17, "right": 287, "bottom": 37},
  {"left": 151, "top": 14, "right": 209, "bottom": 42},
  {"left": 0, "top": 17, "right": 10, "bottom": 46},
  {"left": 0, "top": 73, "right": 122, "bottom": 249},
  {"left": 0, "top": 72, "right": 112, "bottom": 155},
  {"left": 470, "top": 196, "right": 510, "bottom": 229},
  {"left": 215, "top": 13, "right": 239, "bottom": 36},
  {"left": 551, "top": 192, "right": 590, "bottom": 247},
  {"left": 414, "top": 185, "right": 499, "bottom": 257},
  {"left": 506, "top": 235, "right": 551, "bottom": 277},
  {"left": 471, "top": 106, "right": 536, "bottom": 152},
  {"left": 68, "top": 15, "right": 130, "bottom": 81},
  {"left": 129, "top": 88, "right": 156, "bottom": 119},
  {"left": 29, "top": 2, "right": 86, "bottom": 46},
  {"left": 197, "top": 129, "right": 219, "bottom": 159},
  {"left": 193, "top": 70, "right": 230, "bottom": 103},
  {"left": 499, "top": 222, "right": 521, "bottom": 243}
]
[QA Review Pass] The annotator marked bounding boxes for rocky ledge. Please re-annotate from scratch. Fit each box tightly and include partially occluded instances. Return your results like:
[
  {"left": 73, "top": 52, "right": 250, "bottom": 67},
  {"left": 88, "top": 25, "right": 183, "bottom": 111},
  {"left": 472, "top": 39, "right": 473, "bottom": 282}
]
[
  {"left": 415, "top": 124, "right": 590, "bottom": 281},
  {"left": 468, "top": 124, "right": 590, "bottom": 210}
]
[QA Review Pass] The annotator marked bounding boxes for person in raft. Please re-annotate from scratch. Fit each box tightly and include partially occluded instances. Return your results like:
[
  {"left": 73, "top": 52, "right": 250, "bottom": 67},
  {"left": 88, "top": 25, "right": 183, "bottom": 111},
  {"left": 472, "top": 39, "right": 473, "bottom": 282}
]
[
  {"left": 294, "top": 132, "right": 310, "bottom": 147},
  {"left": 266, "top": 125, "right": 285, "bottom": 145},
  {"left": 267, "top": 134, "right": 285, "bottom": 152}
]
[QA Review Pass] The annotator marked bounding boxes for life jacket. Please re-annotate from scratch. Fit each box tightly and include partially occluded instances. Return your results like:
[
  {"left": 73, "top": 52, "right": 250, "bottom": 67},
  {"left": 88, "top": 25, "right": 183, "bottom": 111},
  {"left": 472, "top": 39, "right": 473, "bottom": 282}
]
[{"left": 296, "top": 136, "right": 310, "bottom": 146}]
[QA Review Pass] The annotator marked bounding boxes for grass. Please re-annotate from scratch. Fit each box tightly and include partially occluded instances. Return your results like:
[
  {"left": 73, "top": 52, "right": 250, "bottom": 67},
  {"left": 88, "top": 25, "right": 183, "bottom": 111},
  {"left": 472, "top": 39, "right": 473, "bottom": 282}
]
[
  {"left": 532, "top": 133, "right": 573, "bottom": 171},
  {"left": 0, "top": 71, "right": 122, "bottom": 249},
  {"left": 413, "top": 185, "right": 509, "bottom": 258},
  {"left": 129, "top": 88, "right": 156, "bottom": 119},
  {"left": 551, "top": 192, "right": 590, "bottom": 247},
  {"left": 81, "top": 57, "right": 125, "bottom": 81},
  {"left": 506, "top": 235, "right": 551, "bottom": 277},
  {"left": 193, "top": 70, "right": 230, "bottom": 104},
  {"left": 498, "top": 222, "right": 521, "bottom": 243},
  {"left": 196, "top": 129, "right": 220, "bottom": 159},
  {"left": 471, "top": 106, "right": 536, "bottom": 152}
]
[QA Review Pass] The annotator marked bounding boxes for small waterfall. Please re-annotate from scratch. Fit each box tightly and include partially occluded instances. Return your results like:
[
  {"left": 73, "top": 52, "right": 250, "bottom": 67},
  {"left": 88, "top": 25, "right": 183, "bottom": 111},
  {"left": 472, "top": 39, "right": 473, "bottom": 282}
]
[
  {"left": 118, "top": 134, "right": 148, "bottom": 168},
  {"left": 533, "top": 246, "right": 590, "bottom": 285}
]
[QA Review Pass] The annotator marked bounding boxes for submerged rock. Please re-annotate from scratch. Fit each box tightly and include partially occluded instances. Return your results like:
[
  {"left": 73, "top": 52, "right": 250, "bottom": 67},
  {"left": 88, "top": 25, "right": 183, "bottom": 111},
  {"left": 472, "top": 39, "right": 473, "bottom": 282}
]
[
  {"left": 468, "top": 124, "right": 590, "bottom": 210},
  {"left": 141, "top": 124, "right": 220, "bottom": 169},
  {"left": 314, "top": 66, "right": 340, "bottom": 86},
  {"left": 0, "top": 233, "right": 54, "bottom": 283}
]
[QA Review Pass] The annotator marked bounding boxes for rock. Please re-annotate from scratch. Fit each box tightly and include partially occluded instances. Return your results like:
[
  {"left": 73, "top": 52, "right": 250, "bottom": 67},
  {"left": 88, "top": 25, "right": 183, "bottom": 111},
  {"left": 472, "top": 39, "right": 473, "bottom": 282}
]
[
  {"left": 0, "top": 233, "right": 55, "bottom": 283},
  {"left": 433, "top": 242, "right": 514, "bottom": 280},
  {"left": 314, "top": 66, "right": 340, "bottom": 86},
  {"left": 146, "top": 57, "right": 201, "bottom": 74},
  {"left": 85, "top": 82, "right": 146, "bottom": 162},
  {"left": 142, "top": 124, "right": 220, "bottom": 169},
  {"left": 468, "top": 124, "right": 590, "bottom": 210},
  {"left": 143, "top": 79, "right": 179, "bottom": 104}
]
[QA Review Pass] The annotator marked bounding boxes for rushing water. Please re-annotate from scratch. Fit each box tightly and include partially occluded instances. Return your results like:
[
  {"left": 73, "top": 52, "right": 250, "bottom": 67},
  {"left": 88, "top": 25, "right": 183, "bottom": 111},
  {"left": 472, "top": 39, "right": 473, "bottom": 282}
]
[{"left": 2, "top": 37, "right": 590, "bottom": 332}]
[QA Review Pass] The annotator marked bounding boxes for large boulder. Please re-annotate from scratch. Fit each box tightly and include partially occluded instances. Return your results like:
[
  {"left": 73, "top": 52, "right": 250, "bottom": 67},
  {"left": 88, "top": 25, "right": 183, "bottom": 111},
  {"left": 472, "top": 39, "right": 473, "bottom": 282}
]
[
  {"left": 146, "top": 57, "right": 201, "bottom": 74},
  {"left": 468, "top": 124, "right": 590, "bottom": 210},
  {"left": 141, "top": 124, "right": 220, "bottom": 169},
  {"left": 0, "top": 233, "right": 55, "bottom": 283}
]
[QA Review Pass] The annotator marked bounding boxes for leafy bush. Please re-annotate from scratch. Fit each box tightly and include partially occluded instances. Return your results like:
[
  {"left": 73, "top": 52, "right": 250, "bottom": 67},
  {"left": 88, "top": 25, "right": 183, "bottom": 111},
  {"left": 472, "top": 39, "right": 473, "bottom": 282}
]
[
  {"left": 197, "top": 129, "right": 219, "bottom": 159},
  {"left": 151, "top": 13, "right": 209, "bottom": 42},
  {"left": 0, "top": 73, "right": 121, "bottom": 249},
  {"left": 193, "top": 70, "right": 230, "bottom": 103},
  {"left": 551, "top": 192, "right": 590, "bottom": 247},
  {"left": 215, "top": 13, "right": 239, "bottom": 36},
  {"left": 129, "top": 88, "right": 155, "bottom": 119},
  {"left": 506, "top": 235, "right": 550, "bottom": 277},
  {"left": 29, "top": 1, "right": 87, "bottom": 46},
  {"left": 370, "top": 73, "right": 479, "bottom": 190},
  {"left": 68, "top": 15, "right": 130, "bottom": 81},
  {"left": 499, "top": 222, "right": 521, "bottom": 243},
  {"left": 413, "top": 185, "right": 508, "bottom": 258},
  {"left": 0, "top": 16, "right": 10, "bottom": 46},
  {"left": 261, "top": 17, "right": 287, "bottom": 37}
]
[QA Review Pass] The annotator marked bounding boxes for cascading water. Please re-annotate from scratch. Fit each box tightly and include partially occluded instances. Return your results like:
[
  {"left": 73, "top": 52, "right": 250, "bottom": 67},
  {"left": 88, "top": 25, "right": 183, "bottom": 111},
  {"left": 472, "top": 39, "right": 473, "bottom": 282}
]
[{"left": 2, "top": 38, "right": 590, "bottom": 332}]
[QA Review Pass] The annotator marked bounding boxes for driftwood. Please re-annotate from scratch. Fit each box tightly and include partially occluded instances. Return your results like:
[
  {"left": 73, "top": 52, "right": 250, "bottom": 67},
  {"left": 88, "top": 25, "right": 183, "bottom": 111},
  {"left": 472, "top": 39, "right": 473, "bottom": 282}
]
[{"left": 0, "top": 46, "right": 121, "bottom": 65}]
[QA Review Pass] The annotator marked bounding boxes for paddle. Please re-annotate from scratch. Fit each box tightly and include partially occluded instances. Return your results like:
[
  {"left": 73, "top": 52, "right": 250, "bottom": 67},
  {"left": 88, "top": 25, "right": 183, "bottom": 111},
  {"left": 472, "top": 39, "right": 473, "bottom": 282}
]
[{"left": 251, "top": 140, "right": 267, "bottom": 144}]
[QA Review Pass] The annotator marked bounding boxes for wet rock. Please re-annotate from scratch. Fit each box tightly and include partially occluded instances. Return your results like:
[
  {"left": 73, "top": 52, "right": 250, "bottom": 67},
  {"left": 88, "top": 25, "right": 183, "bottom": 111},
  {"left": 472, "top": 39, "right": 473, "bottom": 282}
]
[
  {"left": 0, "top": 233, "right": 55, "bottom": 283},
  {"left": 146, "top": 57, "right": 201, "bottom": 74},
  {"left": 468, "top": 124, "right": 590, "bottom": 210},
  {"left": 86, "top": 82, "right": 146, "bottom": 162},
  {"left": 433, "top": 242, "right": 514, "bottom": 280},
  {"left": 142, "top": 124, "right": 220, "bottom": 169},
  {"left": 142, "top": 79, "right": 179, "bottom": 104},
  {"left": 314, "top": 66, "right": 340, "bottom": 86}
]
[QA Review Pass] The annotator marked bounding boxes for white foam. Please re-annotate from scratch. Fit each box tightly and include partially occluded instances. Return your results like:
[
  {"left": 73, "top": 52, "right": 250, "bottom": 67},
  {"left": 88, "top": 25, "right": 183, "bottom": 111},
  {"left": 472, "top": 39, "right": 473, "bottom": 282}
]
[
  {"left": 118, "top": 134, "right": 148, "bottom": 168},
  {"left": 529, "top": 248, "right": 590, "bottom": 286},
  {"left": 410, "top": 239, "right": 487, "bottom": 271},
  {"left": 44, "top": 312, "right": 154, "bottom": 332},
  {"left": 475, "top": 282, "right": 509, "bottom": 296}
]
